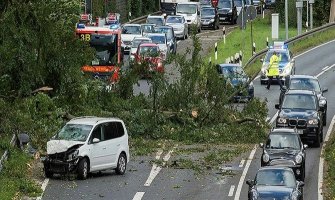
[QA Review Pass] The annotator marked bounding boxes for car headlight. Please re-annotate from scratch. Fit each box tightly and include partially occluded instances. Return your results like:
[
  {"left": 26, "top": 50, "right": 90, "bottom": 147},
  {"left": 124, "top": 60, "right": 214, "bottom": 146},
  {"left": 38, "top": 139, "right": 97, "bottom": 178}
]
[
  {"left": 261, "top": 67, "right": 267, "bottom": 75},
  {"left": 277, "top": 117, "right": 287, "bottom": 124},
  {"left": 319, "top": 99, "right": 326, "bottom": 106},
  {"left": 229, "top": 9, "right": 233, "bottom": 13},
  {"left": 281, "top": 66, "right": 291, "bottom": 75},
  {"left": 67, "top": 149, "right": 79, "bottom": 161},
  {"left": 295, "top": 154, "right": 303, "bottom": 164},
  {"left": 262, "top": 153, "right": 270, "bottom": 163},
  {"left": 308, "top": 119, "right": 318, "bottom": 125},
  {"left": 210, "top": 19, "right": 215, "bottom": 22}
]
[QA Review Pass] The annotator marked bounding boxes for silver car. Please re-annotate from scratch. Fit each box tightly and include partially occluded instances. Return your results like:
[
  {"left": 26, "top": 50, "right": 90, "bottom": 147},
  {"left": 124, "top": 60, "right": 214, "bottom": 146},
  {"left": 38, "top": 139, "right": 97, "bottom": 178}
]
[{"left": 165, "top": 15, "right": 188, "bottom": 40}]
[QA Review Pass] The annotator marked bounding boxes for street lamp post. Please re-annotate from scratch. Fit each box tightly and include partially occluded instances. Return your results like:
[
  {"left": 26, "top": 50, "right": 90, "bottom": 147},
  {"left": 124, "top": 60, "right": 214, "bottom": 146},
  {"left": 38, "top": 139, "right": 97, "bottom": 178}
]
[
  {"left": 285, "top": 0, "right": 288, "bottom": 39},
  {"left": 309, "top": 0, "right": 314, "bottom": 29}
]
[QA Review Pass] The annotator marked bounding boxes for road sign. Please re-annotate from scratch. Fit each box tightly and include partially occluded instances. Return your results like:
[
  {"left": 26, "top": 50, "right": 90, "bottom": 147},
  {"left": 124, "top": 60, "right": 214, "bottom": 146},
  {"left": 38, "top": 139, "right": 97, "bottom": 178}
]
[
  {"left": 211, "top": 0, "right": 218, "bottom": 8},
  {"left": 246, "top": 6, "right": 257, "bottom": 21}
]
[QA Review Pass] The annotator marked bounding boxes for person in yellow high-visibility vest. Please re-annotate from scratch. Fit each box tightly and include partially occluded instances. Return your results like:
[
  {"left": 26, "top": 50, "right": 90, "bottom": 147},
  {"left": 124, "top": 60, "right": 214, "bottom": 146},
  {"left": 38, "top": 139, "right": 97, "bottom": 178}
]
[{"left": 266, "top": 51, "right": 284, "bottom": 90}]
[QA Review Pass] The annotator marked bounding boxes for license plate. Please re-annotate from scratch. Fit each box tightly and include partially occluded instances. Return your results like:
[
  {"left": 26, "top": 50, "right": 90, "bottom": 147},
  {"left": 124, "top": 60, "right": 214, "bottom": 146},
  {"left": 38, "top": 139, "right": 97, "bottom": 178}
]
[{"left": 297, "top": 129, "right": 303, "bottom": 134}]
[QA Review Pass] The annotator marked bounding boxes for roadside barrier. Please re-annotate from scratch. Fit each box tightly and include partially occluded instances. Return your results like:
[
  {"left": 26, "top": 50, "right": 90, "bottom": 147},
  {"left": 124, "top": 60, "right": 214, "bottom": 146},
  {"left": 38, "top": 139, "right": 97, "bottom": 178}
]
[
  {"left": 222, "top": 26, "right": 226, "bottom": 44},
  {"left": 125, "top": 11, "right": 162, "bottom": 24},
  {"left": 0, "top": 134, "right": 17, "bottom": 174}
]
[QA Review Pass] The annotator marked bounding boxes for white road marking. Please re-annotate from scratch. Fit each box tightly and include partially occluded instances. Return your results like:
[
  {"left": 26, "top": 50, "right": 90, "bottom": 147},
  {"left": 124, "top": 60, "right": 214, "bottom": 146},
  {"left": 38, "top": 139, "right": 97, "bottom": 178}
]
[
  {"left": 132, "top": 192, "right": 145, "bottom": 200},
  {"left": 228, "top": 185, "right": 236, "bottom": 197},
  {"left": 239, "top": 159, "right": 245, "bottom": 168},
  {"left": 234, "top": 145, "right": 257, "bottom": 200},
  {"left": 36, "top": 178, "right": 49, "bottom": 200},
  {"left": 294, "top": 40, "right": 335, "bottom": 58},
  {"left": 269, "top": 111, "right": 279, "bottom": 124},
  {"left": 316, "top": 64, "right": 335, "bottom": 78},
  {"left": 144, "top": 164, "right": 162, "bottom": 186},
  {"left": 144, "top": 147, "right": 175, "bottom": 186},
  {"left": 318, "top": 115, "right": 335, "bottom": 200}
]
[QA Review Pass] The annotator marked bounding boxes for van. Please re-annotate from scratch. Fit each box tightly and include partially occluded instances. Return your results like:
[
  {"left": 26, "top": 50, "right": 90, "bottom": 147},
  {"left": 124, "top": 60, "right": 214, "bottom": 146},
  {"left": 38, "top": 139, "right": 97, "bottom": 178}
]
[
  {"left": 43, "top": 117, "right": 130, "bottom": 180},
  {"left": 176, "top": 2, "right": 201, "bottom": 33}
]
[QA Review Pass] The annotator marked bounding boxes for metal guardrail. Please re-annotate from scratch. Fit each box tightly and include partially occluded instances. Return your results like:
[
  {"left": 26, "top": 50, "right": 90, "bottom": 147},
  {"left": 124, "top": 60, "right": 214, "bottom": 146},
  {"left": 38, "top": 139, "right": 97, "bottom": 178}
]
[
  {"left": 125, "top": 11, "right": 162, "bottom": 24},
  {"left": 244, "top": 22, "right": 335, "bottom": 78},
  {"left": 0, "top": 134, "right": 17, "bottom": 173}
]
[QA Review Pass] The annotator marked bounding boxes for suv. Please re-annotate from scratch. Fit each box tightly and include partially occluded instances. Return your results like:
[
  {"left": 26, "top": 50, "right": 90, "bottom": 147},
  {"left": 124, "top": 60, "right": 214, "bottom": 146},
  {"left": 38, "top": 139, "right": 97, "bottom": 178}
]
[
  {"left": 279, "top": 75, "right": 328, "bottom": 125},
  {"left": 275, "top": 90, "right": 324, "bottom": 147},
  {"left": 260, "top": 128, "right": 307, "bottom": 180},
  {"left": 43, "top": 117, "right": 129, "bottom": 179}
]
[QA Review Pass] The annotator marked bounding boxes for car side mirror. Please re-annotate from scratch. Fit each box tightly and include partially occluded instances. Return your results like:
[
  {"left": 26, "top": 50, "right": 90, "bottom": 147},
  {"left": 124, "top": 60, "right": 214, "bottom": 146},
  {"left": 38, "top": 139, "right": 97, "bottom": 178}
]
[
  {"left": 246, "top": 179, "right": 255, "bottom": 186},
  {"left": 303, "top": 144, "right": 308, "bottom": 149},
  {"left": 298, "top": 181, "right": 305, "bottom": 187},
  {"left": 92, "top": 138, "right": 100, "bottom": 143},
  {"left": 322, "top": 87, "right": 328, "bottom": 93},
  {"left": 275, "top": 104, "right": 280, "bottom": 109},
  {"left": 197, "top": 11, "right": 200, "bottom": 15},
  {"left": 260, "top": 58, "right": 264, "bottom": 62},
  {"left": 259, "top": 143, "right": 264, "bottom": 148}
]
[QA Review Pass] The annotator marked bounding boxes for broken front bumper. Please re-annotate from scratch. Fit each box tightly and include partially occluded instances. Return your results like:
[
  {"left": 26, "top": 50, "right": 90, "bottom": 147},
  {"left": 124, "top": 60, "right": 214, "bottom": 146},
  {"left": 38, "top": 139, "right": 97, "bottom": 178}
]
[{"left": 43, "top": 157, "right": 79, "bottom": 174}]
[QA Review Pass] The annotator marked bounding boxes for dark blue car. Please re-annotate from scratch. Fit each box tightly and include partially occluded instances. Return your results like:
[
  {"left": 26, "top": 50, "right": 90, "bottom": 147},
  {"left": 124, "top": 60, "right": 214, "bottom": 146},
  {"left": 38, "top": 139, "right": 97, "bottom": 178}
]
[{"left": 217, "top": 64, "right": 254, "bottom": 101}]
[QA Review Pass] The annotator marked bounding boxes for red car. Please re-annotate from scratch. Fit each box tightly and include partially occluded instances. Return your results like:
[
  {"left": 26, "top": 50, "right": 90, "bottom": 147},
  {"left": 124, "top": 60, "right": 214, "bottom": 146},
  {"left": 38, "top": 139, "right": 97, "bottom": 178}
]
[{"left": 132, "top": 43, "right": 164, "bottom": 73}]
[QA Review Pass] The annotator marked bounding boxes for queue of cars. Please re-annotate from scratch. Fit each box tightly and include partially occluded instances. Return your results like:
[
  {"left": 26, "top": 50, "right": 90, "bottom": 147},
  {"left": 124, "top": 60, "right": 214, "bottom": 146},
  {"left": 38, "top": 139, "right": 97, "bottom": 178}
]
[{"left": 245, "top": 41, "right": 329, "bottom": 199}]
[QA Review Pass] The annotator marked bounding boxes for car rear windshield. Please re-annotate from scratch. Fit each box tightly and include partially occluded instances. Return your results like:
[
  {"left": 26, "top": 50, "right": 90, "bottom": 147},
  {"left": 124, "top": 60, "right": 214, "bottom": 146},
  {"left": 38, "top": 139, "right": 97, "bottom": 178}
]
[
  {"left": 201, "top": 8, "right": 215, "bottom": 16},
  {"left": 290, "top": 78, "right": 321, "bottom": 92},
  {"left": 218, "top": 0, "right": 232, "bottom": 8},
  {"left": 148, "top": 35, "right": 165, "bottom": 44},
  {"left": 166, "top": 17, "right": 183, "bottom": 23},
  {"left": 282, "top": 94, "right": 316, "bottom": 110},
  {"left": 264, "top": 51, "right": 289, "bottom": 62},
  {"left": 147, "top": 18, "right": 164, "bottom": 26},
  {"left": 122, "top": 26, "right": 141, "bottom": 34}
]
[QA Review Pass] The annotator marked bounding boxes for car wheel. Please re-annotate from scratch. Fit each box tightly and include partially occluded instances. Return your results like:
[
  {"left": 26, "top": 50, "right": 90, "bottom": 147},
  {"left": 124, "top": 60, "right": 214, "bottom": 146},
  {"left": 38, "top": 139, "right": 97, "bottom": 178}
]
[
  {"left": 77, "top": 158, "right": 89, "bottom": 180},
  {"left": 323, "top": 111, "right": 327, "bottom": 126},
  {"left": 314, "top": 133, "right": 321, "bottom": 148},
  {"left": 44, "top": 167, "right": 53, "bottom": 178},
  {"left": 115, "top": 153, "right": 127, "bottom": 175}
]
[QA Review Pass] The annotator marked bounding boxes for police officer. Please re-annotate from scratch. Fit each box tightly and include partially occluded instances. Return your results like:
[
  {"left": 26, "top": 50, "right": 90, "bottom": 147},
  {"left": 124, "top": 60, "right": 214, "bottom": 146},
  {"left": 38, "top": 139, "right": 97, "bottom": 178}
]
[{"left": 266, "top": 51, "right": 284, "bottom": 90}]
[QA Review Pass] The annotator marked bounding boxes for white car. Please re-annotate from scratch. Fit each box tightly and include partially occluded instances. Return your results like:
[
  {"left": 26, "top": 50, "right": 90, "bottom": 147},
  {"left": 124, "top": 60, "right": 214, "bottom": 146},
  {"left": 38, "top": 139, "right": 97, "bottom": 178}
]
[
  {"left": 43, "top": 117, "right": 130, "bottom": 180},
  {"left": 146, "top": 15, "right": 165, "bottom": 26},
  {"left": 145, "top": 33, "right": 169, "bottom": 60},
  {"left": 129, "top": 37, "right": 152, "bottom": 62},
  {"left": 121, "top": 24, "right": 142, "bottom": 53},
  {"left": 176, "top": 2, "right": 201, "bottom": 33},
  {"left": 165, "top": 15, "right": 189, "bottom": 40}
]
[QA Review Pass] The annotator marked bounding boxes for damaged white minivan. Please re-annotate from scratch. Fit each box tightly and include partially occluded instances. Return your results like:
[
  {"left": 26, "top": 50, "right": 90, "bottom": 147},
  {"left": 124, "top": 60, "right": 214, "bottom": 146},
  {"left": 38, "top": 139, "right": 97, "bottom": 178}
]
[{"left": 43, "top": 117, "right": 129, "bottom": 179}]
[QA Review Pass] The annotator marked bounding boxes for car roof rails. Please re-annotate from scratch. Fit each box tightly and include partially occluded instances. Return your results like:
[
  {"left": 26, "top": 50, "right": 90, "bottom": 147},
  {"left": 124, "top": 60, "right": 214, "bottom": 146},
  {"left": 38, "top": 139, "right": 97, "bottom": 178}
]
[{"left": 70, "top": 116, "right": 97, "bottom": 121}]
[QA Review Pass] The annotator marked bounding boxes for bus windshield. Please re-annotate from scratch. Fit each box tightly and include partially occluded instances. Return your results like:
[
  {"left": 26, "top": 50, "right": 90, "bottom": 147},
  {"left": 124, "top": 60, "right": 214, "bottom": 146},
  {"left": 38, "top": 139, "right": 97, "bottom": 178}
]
[{"left": 89, "top": 34, "right": 118, "bottom": 66}]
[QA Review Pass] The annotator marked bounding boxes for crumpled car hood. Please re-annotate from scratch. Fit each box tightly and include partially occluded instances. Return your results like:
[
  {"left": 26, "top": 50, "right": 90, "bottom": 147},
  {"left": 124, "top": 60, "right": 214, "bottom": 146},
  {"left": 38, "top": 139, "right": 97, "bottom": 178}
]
[{"left": 47, "top": 140, "right": 85, "bottom": 155}]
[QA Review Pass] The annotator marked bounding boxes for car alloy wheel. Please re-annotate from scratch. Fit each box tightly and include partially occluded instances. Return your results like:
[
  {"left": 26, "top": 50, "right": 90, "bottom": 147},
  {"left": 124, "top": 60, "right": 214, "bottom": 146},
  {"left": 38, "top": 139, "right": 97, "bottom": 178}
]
[
  {"left": 78, "top": 158, "right": 88, "bottom": 180},
  {"left": 116, "top": 153, "right": 127, "bottom": 175}
]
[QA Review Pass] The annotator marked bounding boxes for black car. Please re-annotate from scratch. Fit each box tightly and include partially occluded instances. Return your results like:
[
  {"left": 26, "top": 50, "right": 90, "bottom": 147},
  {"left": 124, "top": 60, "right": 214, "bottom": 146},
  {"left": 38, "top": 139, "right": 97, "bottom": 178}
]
[
  {"left": 260, "top": 128, "right": 307, "bottom": 180},
  {"left": 218, "top": 0, "right": 238, "bottom": 24},
  {"left": 246, "top": 166, "right": 304, "bottom": 200},
  {"left": 217, "top": 64, "right": 254, "bottom": 101},
  {"left": 275, "top": 90, "right": 324, "bottom": 147},
  {"left": 201, "top": 7, "right": 220, "bottom": 30},
  {"left": 280, "top": 75, "right": 328, "bottom": 126}
]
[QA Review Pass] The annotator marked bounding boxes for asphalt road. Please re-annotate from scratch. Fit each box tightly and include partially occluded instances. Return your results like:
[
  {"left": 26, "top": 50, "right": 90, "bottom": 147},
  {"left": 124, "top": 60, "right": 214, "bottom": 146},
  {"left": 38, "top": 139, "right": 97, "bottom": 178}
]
[{"left": 41, "top": 15, "right": 335, "bottom": 200}]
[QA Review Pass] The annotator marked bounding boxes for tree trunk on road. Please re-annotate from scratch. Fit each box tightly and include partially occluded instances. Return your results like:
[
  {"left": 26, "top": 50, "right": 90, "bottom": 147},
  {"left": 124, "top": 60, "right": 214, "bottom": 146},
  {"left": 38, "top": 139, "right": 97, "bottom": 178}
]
[{"left": 330, "top": 0, "right": 335, "bottom": 22}]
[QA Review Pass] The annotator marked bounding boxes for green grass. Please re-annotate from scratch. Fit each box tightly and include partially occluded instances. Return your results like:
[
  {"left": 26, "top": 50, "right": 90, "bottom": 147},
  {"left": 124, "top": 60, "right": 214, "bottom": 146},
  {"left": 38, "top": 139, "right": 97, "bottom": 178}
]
[
  {"left": 207, "top": 14, "right": 297, "bottom": 66},
  {"left": 0, "top": 148, "right": 42, "bottom": 200},
  {"left": 324, "top": 130, "right": 335, "bottom": 199}
]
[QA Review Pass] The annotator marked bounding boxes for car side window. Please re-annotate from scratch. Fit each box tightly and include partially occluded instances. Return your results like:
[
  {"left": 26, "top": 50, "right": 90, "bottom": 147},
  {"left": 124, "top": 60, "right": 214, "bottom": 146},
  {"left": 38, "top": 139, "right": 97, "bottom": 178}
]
[
  {"left": 116, "top": 122, "right": 125, "bottom": 137},
  {"left": 103, "top": 121, "right": 125, "bottom": 140},
  {"left": 90, "top": 125, "right": 103, "bottom": 143}
]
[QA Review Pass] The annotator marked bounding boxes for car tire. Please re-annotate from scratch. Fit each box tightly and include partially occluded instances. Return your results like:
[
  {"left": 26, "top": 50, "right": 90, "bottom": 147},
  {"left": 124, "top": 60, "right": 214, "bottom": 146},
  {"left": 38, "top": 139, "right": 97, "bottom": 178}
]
[
  {"left": 115, "top": 153, "right": 127, "bottom": 175},
  {"left": 77, "top": 158, "right": 89, "bottom": 180},
  {"left": 314, "top": 134, "right": 321, "bottom": 148},
  {"left": 323, "top": 112, "right": 327, "bottom": 126},
  {"left": 44, "top": 167, "right": 53, "bottom": 178}
]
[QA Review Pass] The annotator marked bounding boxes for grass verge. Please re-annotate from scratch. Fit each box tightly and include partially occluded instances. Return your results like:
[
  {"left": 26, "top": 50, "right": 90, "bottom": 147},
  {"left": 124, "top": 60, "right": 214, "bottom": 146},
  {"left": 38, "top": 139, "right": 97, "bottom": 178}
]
[
  {"left": 323, "top": 129, "right": 335, "bottom": 199},
  {"left": 0, "top": 147, "right": 42, "bottom": 200}
]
